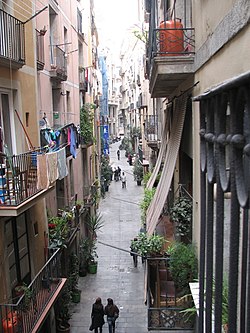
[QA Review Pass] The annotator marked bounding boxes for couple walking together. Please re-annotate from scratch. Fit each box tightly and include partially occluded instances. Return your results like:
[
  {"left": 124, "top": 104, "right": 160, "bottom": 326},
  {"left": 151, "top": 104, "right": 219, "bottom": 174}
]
[{"left": 90, "top": 297, "right": 119, "bottom": 333}]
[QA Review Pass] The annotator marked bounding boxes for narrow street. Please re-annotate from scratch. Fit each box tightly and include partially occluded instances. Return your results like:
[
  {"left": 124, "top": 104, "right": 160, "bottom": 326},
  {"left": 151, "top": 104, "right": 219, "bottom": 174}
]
[{"left": 70, "top": 142, "right": 149, "bottom": 333}]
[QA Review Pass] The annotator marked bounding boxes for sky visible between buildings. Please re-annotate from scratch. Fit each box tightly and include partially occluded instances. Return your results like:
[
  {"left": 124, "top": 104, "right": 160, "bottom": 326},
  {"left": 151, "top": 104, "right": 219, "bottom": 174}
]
[{"left": 94, "top": 0, "right": 140, "bottom": 57}]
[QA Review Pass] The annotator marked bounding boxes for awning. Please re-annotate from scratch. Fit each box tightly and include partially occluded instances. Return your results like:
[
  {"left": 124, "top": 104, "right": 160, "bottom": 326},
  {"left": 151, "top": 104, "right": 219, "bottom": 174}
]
[{"left": 146, "top": 93, "right": 188, "bottom": 235}]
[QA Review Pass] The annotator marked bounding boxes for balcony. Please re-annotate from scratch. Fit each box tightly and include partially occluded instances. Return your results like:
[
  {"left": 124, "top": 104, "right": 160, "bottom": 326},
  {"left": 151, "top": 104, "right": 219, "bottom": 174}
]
[
  {"left": 0, "top": 9, "right": 25, "bottom": 69},
  {"left": 148, "top": 26, "right": 195, "bottom": 98},
  {"left": 137, "top": 92, "right": 147, "bottom": 109},
  {"left": 79, "top": 68, "right": 88, "bottom": 92},
  {"left": 0, "top": 249, "right": 66, "bottom": 333},
  {"left": 50, "top": 46, "right": 67, "bottom": 81},
  {"left": 0, "top": 149, "right": 63, "bottom": 216},
  {"left": 145, "top": 115, "right": 158, "bottom": 149}
]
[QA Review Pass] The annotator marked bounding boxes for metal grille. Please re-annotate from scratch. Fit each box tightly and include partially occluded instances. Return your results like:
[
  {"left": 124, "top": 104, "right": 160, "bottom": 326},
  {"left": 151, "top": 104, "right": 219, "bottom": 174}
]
[{"left": 196, "top": 73, "right": 250, "bottom": 333}]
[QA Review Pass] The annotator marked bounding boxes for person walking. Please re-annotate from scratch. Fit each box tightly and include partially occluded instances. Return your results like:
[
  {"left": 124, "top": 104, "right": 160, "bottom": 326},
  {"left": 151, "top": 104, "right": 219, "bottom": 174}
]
[
  {"left": 117, "top": 149, "right": 120, "bottom": 160},
  {"left": 90, "top": 297, "right": 105, "bottom": 333},
  {"left": 104, "top": 298, "right": 119, "bottom": 333},
  {"left": 120, "top": 171, "right": 126, "bottom": 188},
  {"left": 130, "top": 237, "right": 139, "bottom": 267},
  {"left": 117, "top": 166, "right": 121, "bottom": 179}
]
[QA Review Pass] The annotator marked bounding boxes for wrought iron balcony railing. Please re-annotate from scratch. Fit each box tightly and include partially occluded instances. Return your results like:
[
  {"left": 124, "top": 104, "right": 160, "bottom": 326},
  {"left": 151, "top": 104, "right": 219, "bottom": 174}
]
[
  {"left": 145, "top": 114, "right": 158, "bottom": 142},
  {"left": 0, "top": 249, "right": 64, "bottom": 333},
  {"left": 50, "top": 46, "right": 67, "bottom": 81},
  {"left": 146, "top": 26, "right": 195, "bottom": 78},
  {"left": 0, "top": 9, "right": 25, "bottom": 68},
  {"left": 0, "top": 151, "right": 41, "bottom": 206}
]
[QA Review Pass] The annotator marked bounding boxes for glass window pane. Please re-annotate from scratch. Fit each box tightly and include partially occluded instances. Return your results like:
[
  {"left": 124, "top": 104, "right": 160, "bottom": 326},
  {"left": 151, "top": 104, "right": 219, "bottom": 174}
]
[
  {"left": 20, "top": 255, "right": 29, "bottom": 280},
  {"left": 18, "top": 234, "right": 28, "bottom": 258},
  {"left": 16, "top": 213, "right": 26, "bottom": 237}
]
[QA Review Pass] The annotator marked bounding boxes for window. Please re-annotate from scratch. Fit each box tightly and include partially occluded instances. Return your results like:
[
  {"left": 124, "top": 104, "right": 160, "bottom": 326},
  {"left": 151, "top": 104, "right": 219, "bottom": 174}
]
[{"left": 5, "top": 213, "right": 31, "bottom": 289}]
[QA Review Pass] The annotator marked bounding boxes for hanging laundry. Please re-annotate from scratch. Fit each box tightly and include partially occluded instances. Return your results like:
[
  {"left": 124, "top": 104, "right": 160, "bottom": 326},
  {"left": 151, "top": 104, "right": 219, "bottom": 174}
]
[
  {"left": 55, "top": 130, "right": 61, "bottom": 149},
  {"left": 70, "top": 127, "right": 77, "bottom": 158},
  {"left": 57, "top": 147, "right": 68, "bottom": 180},
  {"left": 47, "top": 151, "right": 59, "bottom": 184},
  {"left": 37, "top": 154, "right": 49, "bottom": 189}
]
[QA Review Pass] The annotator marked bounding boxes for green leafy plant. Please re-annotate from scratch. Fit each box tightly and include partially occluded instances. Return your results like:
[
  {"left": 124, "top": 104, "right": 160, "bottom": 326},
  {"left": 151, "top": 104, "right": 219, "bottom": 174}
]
[
  {"left": 83, "top": 213, "right": 104, "bottom": 264},
  {"left": 133, "top": 158, "right": 144, "bottom": 182},
  {"left": 140, "top": 188, "right": 156, "bottom": 223},
  {"left": 100, "top": 156, "right": 113, "bottom": 185},
  {"left": 48, "top": 216, "right": 69, "bottom": 249},
  {"left": 130, "top": 126, "right": 141, "bottom": 138},
  {"left": 170, "top": 196, "right": 193, "bottom": 241},
  {"left": 131, "top": 233, "right": 166, "bottom": 258},
  {"left": 167, "top": 242, "right": 198, "bottom": 296},
  {"left": 181, "top": 277, "right": 228, "bottom": 326},
  {"left": 86, "top": 212, "right": 104, "bottom": 240},
  {"left": 143, "top": 171, "right": 152, "bottom": 187},
  {"left": 119, "top": 137, "right": 131, "bottom": 150},
  {"left": 15, "top": 283, "right": 34, "bottom": 312},
  {"left": 133, "top": 28, "right": 148, "bottom": 43},
  {"left": 80, "top": 103, "right": 96, "bottom": 144},
  {"left": 55, "top": 282, "right": 72, "bottom": 326},
  {"left": 68, "top": 253, "right": 80, "bottom": 294}
]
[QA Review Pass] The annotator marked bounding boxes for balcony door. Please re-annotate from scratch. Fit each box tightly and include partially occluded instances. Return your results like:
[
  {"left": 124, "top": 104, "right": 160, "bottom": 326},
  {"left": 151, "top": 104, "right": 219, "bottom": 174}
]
[
  {"left": 0, "top": 91, "right": 15, "bottom": 155},
  {"left": 5, "top": 213, "right": 31, "bottom": 291}
]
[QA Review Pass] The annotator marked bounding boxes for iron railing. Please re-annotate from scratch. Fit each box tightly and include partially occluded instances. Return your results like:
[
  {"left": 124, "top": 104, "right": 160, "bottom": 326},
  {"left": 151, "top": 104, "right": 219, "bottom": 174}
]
[
  {"left": 50, "top": 45, "right": 67, "bottom": 80},
  {"left": 146, "top": 0, "right": 195, "bottom": 79},
  {"left": 195, "top": 72, "right": 250, "bottom": 333},
  {"left": 0, "top": 249, "right": 63, "bottom": 333},
  {"left": 145, "top": 114, "right": 158, "bottom": 142},
  {"left": 148, "top": 307, "right": 194, "bottom": 331},
  {"left": 146, "top": 257, "right": 195, "bottom": 330},
  {"left": 0, "top": 9, "right": 25, "bottom": 65},
  {"left": 0, "top": 151, "right": 42, "bottom": 206},
  {"left": 152, "top": 27, "right": 195, "bottom": 57}
]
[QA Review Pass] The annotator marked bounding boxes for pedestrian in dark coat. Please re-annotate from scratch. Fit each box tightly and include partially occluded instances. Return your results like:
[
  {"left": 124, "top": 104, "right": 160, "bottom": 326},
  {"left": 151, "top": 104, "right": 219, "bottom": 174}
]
[
  {"left": 104, "top": 298, "right": 119, "bottom": 333},
  {"left": 90, "top": 297, "right": 105, "bottom": 333}
]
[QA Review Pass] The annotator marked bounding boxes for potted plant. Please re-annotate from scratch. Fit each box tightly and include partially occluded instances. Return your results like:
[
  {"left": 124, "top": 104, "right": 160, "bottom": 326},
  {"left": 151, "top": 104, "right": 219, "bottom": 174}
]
[
  {"left": 131, "top": 232, "right": 166, "bottom": 258},
  {"left": 79, "top": 238, "right": 90, "bottom": 276},
  {"left": 68, "top": 253, "right": 81, "bottom": 303},
  {"left": 140, "top": 187, "right": 156, "bottom": 224},
  {"left": 14, "top": 283, "right": 34, "bottom": 312},
  {"left": 85, "top": 212, "right": 104, "bottom": 274},
  {"left": 170, "top": 196, "right": 193, "bottom": 243},
  {"left": 55, "top": 283, "right": 71, "bottom": 333},
  {"left": 48, "top": 215, "right": 70, "bottom": 249},
  {"left": 167, "top": 241, "right": 198, "bottom": 297},
  {"left": 87, "top": 239, "right": 98, "bottom": 274},
  {"left": 133, "top": 158, "right": 143, "bottom": 185},
  {"left": 100, "top": 156, "right": 113, "bottom": 191}
]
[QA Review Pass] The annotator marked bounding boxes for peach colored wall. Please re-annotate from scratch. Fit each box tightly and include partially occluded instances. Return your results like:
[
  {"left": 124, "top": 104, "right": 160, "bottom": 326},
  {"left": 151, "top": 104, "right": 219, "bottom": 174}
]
[{"left": 36, "top": 0, "right": 81, "bottom": 126}]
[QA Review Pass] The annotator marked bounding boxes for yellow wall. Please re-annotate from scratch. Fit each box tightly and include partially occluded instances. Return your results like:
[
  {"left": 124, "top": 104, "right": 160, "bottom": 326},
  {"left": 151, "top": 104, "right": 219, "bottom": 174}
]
[{"left": 193, "top": 0, "right": 236, "bottom": 48}]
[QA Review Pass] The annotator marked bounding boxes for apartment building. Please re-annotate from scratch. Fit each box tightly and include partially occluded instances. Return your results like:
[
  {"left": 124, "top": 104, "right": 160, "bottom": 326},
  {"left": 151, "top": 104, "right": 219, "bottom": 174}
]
[
  {"left": 0, "top": 0, "right": 100, "bottom": 332},
  {"left": 143, "top": 0, "right": 250, "bottom": 332}
]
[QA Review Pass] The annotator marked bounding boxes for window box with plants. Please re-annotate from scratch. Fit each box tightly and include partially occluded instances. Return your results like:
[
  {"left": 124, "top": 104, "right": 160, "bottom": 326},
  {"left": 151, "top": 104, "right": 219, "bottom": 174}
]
[{"left": 133, "top": 158, "right": 143, "bottom": 185}]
